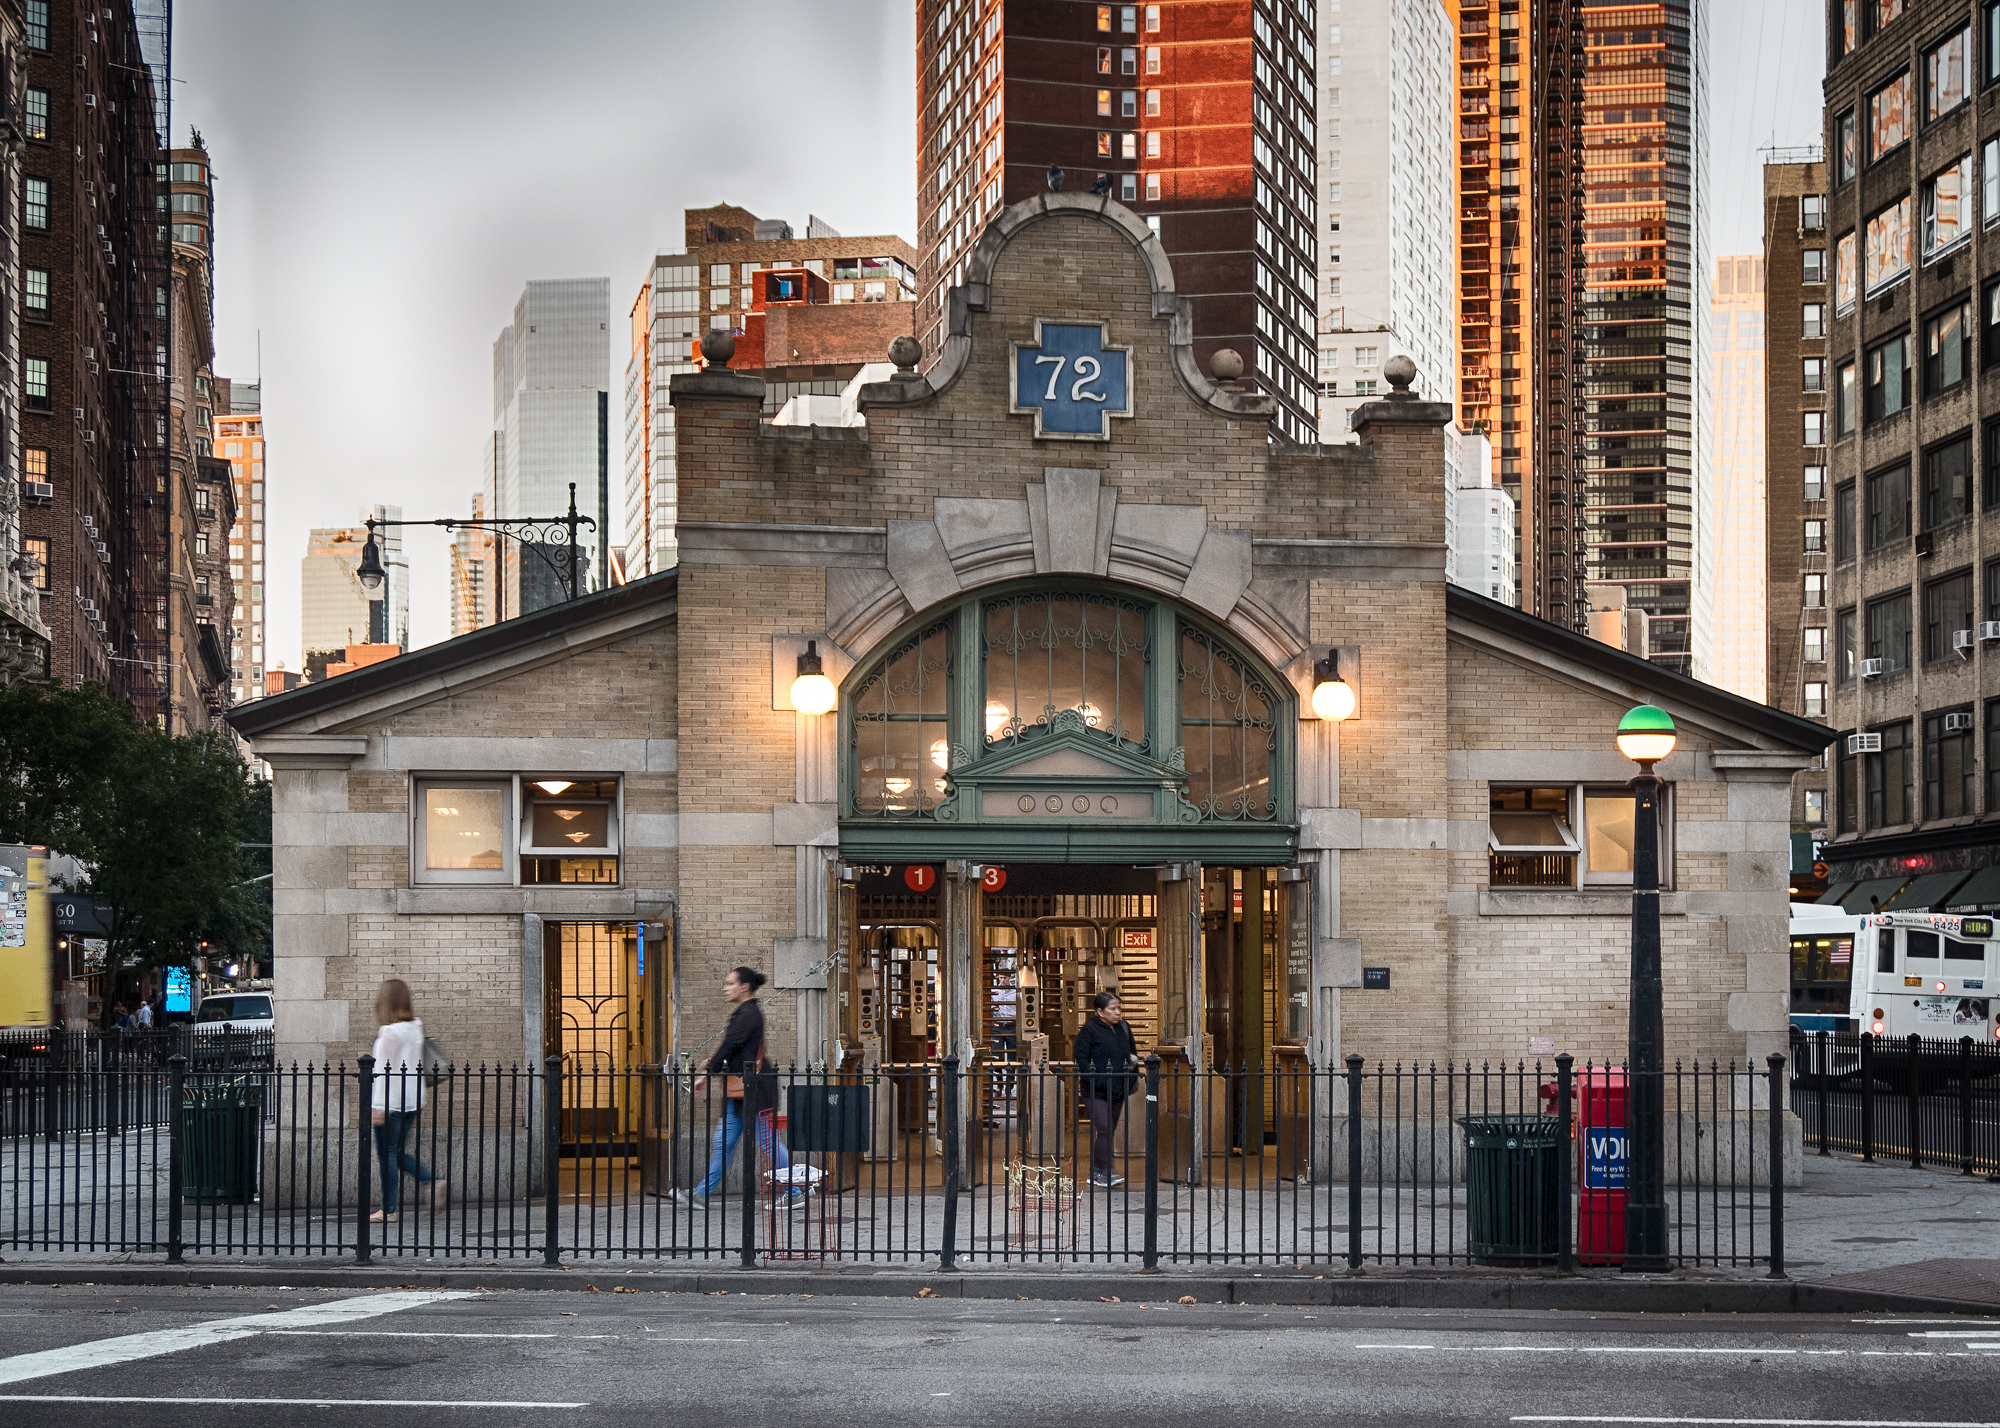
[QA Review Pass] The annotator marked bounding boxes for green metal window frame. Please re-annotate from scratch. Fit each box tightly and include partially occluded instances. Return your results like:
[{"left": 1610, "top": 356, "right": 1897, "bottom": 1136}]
[{"left": 838, "top": 579, "right": 1297, "bottom": 864}]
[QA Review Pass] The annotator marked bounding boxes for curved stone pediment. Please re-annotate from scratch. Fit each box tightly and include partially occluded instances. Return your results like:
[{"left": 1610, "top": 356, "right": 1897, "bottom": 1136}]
[{"left": 826, "top": 468, "right": 1301, "bottom": 668}]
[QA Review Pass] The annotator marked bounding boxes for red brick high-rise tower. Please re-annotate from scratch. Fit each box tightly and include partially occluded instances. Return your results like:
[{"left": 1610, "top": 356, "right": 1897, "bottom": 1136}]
[{"left": 916, "top": 0, "right": 1320, "bottom": 445}]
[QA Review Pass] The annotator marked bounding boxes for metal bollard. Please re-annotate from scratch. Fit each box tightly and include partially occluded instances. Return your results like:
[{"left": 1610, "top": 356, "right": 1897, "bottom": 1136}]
[
  {"left": 940, "top": 1055, "right": 961, "bottom": 1272},
  {"left": 543, "top": 1055, "right": 561, "bottom": 1268},
  {"left": 166, "top": 1053, "right": 186, "bottom": 1264},
  {"left": 1906, "top": 1034, "right": 1923, "bottom": 1171},
  {"left": 355, "top": 1054, "right": 374, "bottom": 1266},
  {"left": 1815, "top": 1031, "right": 1830, "bottom": 1157},
  {"left": 1555, "top": 1053, "right": 1574, "bottom": 1274},
  {"left": 1142, "top": 1054, "right": 1160, "bottom": 1273},
  {"left": 1959, "top": 1037, "right": 1975, "bottom": 1177},
  {"left": 1859, "top": 1033, "right": 1875, "bottom": 1162},
  {"left": 1345, "top": 1054, "right": 1363, "bottom": 1271},
  {"left": 1766, "top": 1052, "right": 1786, "bottom": 1280}
]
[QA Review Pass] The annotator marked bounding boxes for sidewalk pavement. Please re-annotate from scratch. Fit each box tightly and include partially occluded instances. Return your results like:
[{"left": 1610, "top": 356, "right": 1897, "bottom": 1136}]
[{"left": 1, "top": 1153, "right": 1992, "bottom": 1315}]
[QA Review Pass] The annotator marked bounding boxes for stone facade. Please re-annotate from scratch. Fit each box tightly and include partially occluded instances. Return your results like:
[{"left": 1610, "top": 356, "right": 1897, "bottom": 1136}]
[{"left": 234, "top": 196, "right": 1823, "bottom": 1096}]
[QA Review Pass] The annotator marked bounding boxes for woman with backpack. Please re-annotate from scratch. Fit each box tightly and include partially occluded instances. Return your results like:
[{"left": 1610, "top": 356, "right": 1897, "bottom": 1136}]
[{"left": 369, "top": 977, "right": 444, "bottom": 1221}]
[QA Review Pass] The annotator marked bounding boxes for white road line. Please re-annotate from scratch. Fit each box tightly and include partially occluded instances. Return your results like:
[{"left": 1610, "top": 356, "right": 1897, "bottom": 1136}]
[
  {"left": 1512, "top": 1408, "right": 2000, "bottom": 1416},
  {"left": 1855, "top": 1320, "right": 2000, "bottom": 1326},
  {"left": 0, "top": 1396, "right": 585, "bottom": 1409},
  {"left": 1356, "top": 1346, "right": 1803, "bottom": 1357},
  {"left": 0, "top": 1290, "right": 476, "bottom": 1388},
  {"left": 1514, "top": 1419, "right": 2000, "bottom": 1427},
  {"left": 1909, "top": 1331, "right": 2000, "bottom": 1338},
  {"left": 260, "top": 1331, "right": 577, "bottom": 1340}
]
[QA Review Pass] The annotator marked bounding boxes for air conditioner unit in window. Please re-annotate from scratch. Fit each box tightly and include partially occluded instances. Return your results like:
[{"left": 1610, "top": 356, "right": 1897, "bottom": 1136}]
[
  {"left": 1848, "top": 732, "right": 1883, "bottom": 754},
  {"left": 1946, "top": 711, "right": 1976, "bottom": 732},
  {"left": 1860, "top": 658, "right": 1886, "bottom": 678},
  {"left": 81, "top": 430, "right": 93, "bottom": 445},
  {"left": 1955, "top": 628, "right": 1976, "bottom": 653},
  {"left": 1983, "top": 621, "right": 2000, "bottom": 642},
  {"left": 72, "top": 408, "right": 84, "bottom": 422},
  {"left": 24, "top": 481, "right": 51, "bottom": 504},
  {"left": 84, "top": 94, "right": 95, "bottom": 108}
]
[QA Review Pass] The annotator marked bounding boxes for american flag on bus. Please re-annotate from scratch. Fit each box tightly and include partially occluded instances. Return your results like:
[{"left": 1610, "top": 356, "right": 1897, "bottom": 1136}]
[{"left": 1829, "top": 938, "right": 1852, "bottom": 965}]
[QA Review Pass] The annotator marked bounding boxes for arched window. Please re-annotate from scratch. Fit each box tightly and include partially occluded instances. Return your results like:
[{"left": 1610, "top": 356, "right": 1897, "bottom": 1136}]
[
  {"left": 981, "top": 590, "right": 1152, "bottom": 754},
  {"left": 841, "top": 582, "right": 1293, "bottom": 829},
  {"left": 849, "top": 620, "right": 952, "bottom": 817}
]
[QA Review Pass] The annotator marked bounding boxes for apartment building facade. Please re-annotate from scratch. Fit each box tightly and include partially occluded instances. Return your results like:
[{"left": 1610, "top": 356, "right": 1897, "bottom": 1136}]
[
  {"left": 1819, "top": 0, "right": 2000, "bottom": 911},
  {"left": 620, "top": 205, "right": 917, "bottom": 582},
  {"left": 16, "top": 0, "right": 174, "bottom": 717},
  {"left": 0, "top": 0, "right": 48, "bottom": 686},
  {"left": 1315, "top": 0, "right": 1455, "bottom": 439},
  {"left": 1762, "top": 157, "right": 1832, "bottom": 838},
  {"left": 916, "top": 0, "right": 1321, "bottom": 445}
]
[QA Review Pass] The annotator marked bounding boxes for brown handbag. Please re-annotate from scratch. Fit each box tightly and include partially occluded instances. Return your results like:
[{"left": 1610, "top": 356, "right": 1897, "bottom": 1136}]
[{"left": 725, "top": 1037, "right": 765, "bottom": 1101}]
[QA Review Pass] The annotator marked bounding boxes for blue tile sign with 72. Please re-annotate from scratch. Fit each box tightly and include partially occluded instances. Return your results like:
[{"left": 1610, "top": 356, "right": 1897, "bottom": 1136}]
[
  {"left": 1583, "top": 1125, "right": 1627, "bottom": 1190},
  {"left": 1011, "top": 321, "right": 1132, "bottom": 439}
]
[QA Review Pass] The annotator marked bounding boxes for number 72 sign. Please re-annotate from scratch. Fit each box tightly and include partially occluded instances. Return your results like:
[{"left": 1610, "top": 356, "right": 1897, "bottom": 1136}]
[{"left": 1010, "top": 321, "right": 1133, "bottom": 440}]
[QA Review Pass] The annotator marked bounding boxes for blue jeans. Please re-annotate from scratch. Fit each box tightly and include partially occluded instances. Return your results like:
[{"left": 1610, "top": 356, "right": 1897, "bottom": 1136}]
[
  {"left": 697, "top": 1098, "right": 787, "bottom": 1197},
  {"left": 373, "top": 1110, "right": 432, "bottom": 1212}
]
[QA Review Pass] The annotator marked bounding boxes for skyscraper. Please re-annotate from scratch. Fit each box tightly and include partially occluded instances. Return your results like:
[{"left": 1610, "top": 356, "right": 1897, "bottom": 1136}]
[
  {"left": 1709, "top": 255, "right": 1765, "bottom": 703},
  {"left": 213, "top": 378, "right": 266, "bottom": 706},
  {"left": 622, "top": 206, "right": 918, "bottom": 580},
  {"left": 1315, "top": 0, "right": 1456, "bottom": 438},
  {"left": 1574, "top": 0, "right": 1710, "bottom": 678},
  {"left": 1451, "top": 0, "right": 1708, "bottom": 670},
  {"left": 450, "top": 492, "right": 496, "bottom": 636},
  {"left": 301, "top": 507, "right": 403, "bottom": 660},
  {"left": 488, "top": 279, "right": 608, "bottom": 615},
  {"left": 916, "top": 0, "right": 1321, "bottom": 444}
]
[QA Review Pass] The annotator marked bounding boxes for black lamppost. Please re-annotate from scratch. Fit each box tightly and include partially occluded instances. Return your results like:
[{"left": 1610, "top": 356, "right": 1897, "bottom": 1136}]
[
  {"left": 356, "top": 482, "right": 596, "bottom": 609},
  {"left": 1615, "top": 702, "right": 1677, "bottom": 1271}
]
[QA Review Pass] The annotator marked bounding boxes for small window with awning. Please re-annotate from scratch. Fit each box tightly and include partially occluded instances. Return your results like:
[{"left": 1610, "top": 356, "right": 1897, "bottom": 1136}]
[{"left": 1489, "top": 787, "right": 1579, "bottom": 887}]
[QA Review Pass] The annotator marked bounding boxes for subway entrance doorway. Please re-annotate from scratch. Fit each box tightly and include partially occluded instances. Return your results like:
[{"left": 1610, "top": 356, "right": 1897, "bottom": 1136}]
[{"left": 829, "top": 860, "right": 1312, "bottom": 1187}]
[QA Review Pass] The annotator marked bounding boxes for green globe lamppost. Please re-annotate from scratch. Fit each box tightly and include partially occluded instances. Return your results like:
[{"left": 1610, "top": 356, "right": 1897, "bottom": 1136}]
[{"left": 1616, "top": 703, "right": 1676, "bottom": 1270}]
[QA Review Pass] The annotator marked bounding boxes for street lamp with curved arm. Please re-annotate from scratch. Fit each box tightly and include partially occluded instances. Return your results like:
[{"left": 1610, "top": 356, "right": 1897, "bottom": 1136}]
[{"left": 355, "top": 482, "right": 598, "bottom": 606}]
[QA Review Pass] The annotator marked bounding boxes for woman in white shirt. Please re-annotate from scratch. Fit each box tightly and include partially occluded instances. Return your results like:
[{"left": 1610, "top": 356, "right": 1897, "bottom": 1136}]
[{"left": 369, "top": 978, "right": 443, "bottom": 1221}]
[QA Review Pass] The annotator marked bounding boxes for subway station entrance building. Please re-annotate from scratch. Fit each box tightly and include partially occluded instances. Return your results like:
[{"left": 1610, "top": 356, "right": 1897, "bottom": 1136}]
[{"left": 233, "top": 199, "right": 1827, "bottom": 1157}]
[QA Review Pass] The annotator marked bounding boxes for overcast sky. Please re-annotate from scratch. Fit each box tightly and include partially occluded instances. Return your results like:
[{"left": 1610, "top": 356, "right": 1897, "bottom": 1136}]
[{"left": 176, "top": 0, "right": 1821, "bottom": 671}]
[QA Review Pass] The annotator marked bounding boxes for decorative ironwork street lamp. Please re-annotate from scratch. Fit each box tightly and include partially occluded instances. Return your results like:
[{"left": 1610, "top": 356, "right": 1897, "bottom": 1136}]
[
  {"left": 356, "top": 482, "right": 597, "bottom": 608},
  {"left": 1616, "top": 702, "right": 1676, "bottom": 1271}
]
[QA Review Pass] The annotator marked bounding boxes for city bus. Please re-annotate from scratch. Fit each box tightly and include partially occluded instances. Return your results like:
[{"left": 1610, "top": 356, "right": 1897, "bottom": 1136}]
[
  {"left": 1790, "top": 902, "right": 1865, "bottom": 1032},
  {"left": 1846, "top": 911, "right": 2000, "bottom": 1082}
]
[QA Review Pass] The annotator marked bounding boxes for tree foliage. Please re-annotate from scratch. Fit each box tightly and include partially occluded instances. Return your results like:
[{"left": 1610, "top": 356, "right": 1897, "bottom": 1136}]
[{"left": 0, "top": 681, "right": 259, "bottom": 970}]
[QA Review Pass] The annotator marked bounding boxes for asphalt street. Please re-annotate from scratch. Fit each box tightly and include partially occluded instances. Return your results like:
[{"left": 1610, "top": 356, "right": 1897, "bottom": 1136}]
[{"left": 0, "top": 1284, "right": 1995, "bottom": 1426}]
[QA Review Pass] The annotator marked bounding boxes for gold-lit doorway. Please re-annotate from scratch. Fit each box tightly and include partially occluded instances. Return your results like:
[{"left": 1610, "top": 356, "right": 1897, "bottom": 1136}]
[{"left": 543, "top": 920, "right": 671, "bottom": 1152}]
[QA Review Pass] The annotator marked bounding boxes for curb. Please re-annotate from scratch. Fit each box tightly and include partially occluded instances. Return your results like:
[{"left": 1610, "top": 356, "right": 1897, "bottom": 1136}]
[{"left": 0, "top": 1260, "right": 1992, "bottom": 1316}]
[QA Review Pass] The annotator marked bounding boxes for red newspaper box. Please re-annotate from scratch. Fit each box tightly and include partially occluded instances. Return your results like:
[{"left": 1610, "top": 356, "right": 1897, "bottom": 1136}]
[{"left": 1574, "top": 1069, "right": 1627, "bottom": 1266}]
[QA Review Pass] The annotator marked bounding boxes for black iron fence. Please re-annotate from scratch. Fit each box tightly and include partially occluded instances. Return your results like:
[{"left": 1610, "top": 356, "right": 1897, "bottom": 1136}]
[
  {"left": 1789, "top": 1029, "right": 2000, "bottom": 1177},
  {"left": 2, "top": 1051, "right": 1790, "bottom": 1272}
]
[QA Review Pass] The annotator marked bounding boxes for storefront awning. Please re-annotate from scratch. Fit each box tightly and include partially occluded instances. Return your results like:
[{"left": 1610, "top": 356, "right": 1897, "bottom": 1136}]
[
  {"left": 1944, "top": 865, "right": 2000, "bottom": 910},
  {"left": 1816, "top": 881, "right": 1854, "bottom": 906},
  {"left": 1885, "top": 871, "right": 1971, "bottom": 912},
  {"left": 1835, "top": 877, "right": 1909, "bottom": 914}
]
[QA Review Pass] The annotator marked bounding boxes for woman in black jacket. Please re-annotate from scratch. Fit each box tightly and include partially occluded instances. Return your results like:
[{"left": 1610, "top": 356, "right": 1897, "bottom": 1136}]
[
  {"left": 1072, "top": 991, "right": 1138, "bottom": 1187},
  {"left": 681, "top": 966, "right": 791, "bottom": 1205}
]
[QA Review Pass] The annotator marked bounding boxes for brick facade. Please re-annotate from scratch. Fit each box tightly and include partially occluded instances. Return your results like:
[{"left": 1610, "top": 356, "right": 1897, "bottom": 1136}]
[{"left": 236, "top": 197, "right": 1822, "bottom": 1101}]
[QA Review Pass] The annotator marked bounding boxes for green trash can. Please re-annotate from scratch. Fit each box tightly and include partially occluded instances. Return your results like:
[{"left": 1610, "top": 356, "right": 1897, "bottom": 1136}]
[
  {"left": 181, "top": 1080, "right": 264, "bottom": 1204},
  {"left": 1457, "top": 1114, "right": 1564, "bottom": 1266}
]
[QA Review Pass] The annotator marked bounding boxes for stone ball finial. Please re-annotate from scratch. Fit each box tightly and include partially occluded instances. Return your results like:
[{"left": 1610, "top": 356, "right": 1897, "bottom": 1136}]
[
  {"left": 1383, "top": 353, "right": 1418, "bottom": 394},
  {"left": 1209, "top": 348, "right": 1245, "bottom": 381},
  {"left": 889, "top": 334, "right": 922, "bottom": 372},
  {"left": 699, "top": 329, "right": 735, "bottom": 367}
]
